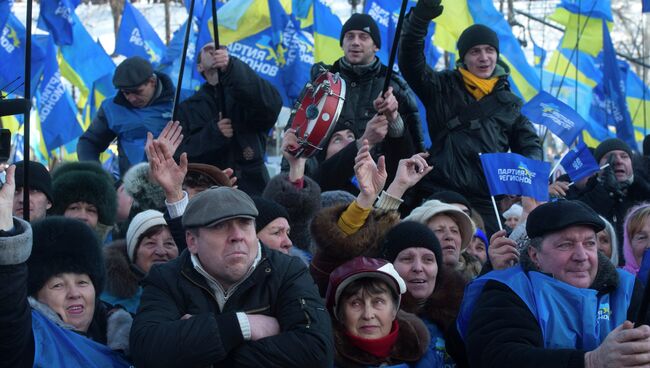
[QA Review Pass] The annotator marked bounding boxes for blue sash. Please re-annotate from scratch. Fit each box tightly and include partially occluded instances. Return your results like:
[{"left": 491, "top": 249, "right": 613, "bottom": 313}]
[
  {"left": 32, "top": 310, "right": 130, "bottom": 367},
  {"left": 457, "top": 265, "right": 635, "bottom": 350}
]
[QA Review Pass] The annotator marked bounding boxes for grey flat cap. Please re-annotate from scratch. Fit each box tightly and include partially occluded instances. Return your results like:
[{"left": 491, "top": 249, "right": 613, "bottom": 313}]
[{"left": 182, "top": 186, "right": 258, "bottom": 228}]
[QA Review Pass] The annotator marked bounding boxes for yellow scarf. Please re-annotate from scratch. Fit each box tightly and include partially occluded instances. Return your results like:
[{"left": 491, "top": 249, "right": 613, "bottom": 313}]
[{"left": 459, "top": 67, "right": 499, "bottom": 100}]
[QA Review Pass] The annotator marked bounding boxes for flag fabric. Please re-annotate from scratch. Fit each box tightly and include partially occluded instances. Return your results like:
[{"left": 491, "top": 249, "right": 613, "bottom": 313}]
[
  {"left": 533, "top": 41, "right": 546, "bottom": 68},
  {"left": 59, "top": 12, "right": 115, "bottom": 108},
  {"left": 0, "top": 0, "right": 12, "bottom": 33},
  {"left": 479, "top": 153, "right": 551, "bottom": 201},
  {"left": 0, "top": 13, "right": 48, "bottom": 98},
  {"left": 559, "top": 142, "right": 600, "bottom": 182},
  {"left": 590, "top": 20, "right": 636, "bottom": 148},
  {"left": 34, "top": 35, "right": 83, "bottom": 151},
  {"left": 159, "top": 19, "right": 202, "bottom": 98},
  {"left": 37, "top": 0, "right": 80, "bottom": 45},
  {"left": 115, "top": 1, "right": 166, "bottom": 65},
  {"left": 644, "top": 0, "right": 650, "bottom": 13},
  {"left": 521, "top": 91, "right": 586, "bottom": 145},
  {"left": 313, "top": 0, "right": 343, "bottom": 64},
  {"left": 549, "top": 0, "right": 612, "bottom": 56}
]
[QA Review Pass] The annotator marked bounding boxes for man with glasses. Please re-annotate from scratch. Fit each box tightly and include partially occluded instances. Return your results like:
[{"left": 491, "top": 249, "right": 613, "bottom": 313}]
[{"left": 77, "top": 56, "right": 175, "bottom": 176}]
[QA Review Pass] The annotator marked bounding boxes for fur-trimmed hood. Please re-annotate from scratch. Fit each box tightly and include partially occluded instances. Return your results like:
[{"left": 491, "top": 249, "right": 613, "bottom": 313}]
[
  {"left": 262, "top": 173, "right": 321, "bottom": 251},
  {"left": 310, "top": 204, "right": 400, "bottom": 296},
  {"left": 400, "top": 266, "right": 468, "bottom": 334},
  {"left": 333, "top": 310, "right": 430, "bottom": 367},
  {"left": 103, "top": 240, "right": 145, "bottom": 299}
]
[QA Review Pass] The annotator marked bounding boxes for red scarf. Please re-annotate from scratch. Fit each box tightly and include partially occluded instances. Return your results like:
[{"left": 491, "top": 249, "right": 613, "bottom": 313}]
[{"left": 343, "top": 320, "right": 400, "bottom": 359}]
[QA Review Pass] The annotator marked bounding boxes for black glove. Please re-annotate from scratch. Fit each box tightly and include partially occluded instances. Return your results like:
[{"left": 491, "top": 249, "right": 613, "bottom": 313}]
[
  {"left": 414, "top": 0, "right": 444, "bottom": 21},
  {"left": 599, "top": 156, "right": 625, "bottom": 198}
]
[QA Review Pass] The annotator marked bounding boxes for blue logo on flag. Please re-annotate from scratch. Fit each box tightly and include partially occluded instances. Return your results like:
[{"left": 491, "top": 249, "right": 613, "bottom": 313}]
[
  {"left": 522, "top": 91, "right": 586, "bottom": 145},
  {"left": 560, "top": 142, "right": 600, "bottom": 182},
  {"left": 480, "top": 152, "right": 551, "bottom": 201}
]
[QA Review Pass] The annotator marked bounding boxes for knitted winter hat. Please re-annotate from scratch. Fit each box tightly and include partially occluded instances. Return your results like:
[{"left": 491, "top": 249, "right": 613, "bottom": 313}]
[
  {"left": 382, "top": 221, "right": 442, "bottom": 266},
  {"left": 51, "top": 161, "right": 117, "bottom": 226},
  {"left": 14, "top": 160, "right": 53, "bottom": 202},
  {"left": 594, "top": 138, "right": 633, "bottom": 163},
  {"left": 503, "top": 203, "right": 523, "bottom": 220},
  {"left": 252, "top": 196, "right": 290, "bottom": 233},
  {"left": 122, "top": 162, "right": 166, "bottom": 214},
  {"left": 28, "top": 216, "right": 105, "bottom": 296},
  {"left": 457, "top": 24, "right": 499, "bottom": 60},
  {"left": 321, "top": 190, "right": 356, "bottom": 209},
  {"left": 126, "top": 209, "right": 167, "bottom": 262},
  {"left": 340, "top": 13, "right": 381, "bottom": 48}
]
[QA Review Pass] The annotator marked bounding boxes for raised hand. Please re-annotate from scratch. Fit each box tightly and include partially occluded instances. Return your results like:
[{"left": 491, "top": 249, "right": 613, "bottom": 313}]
[
  {"left": 386, "top": 152, "right": 433, "bottom": 199},
  {"left": 585, "top": 321, "right": 650, "bottom": 368},
  {"left": 489, "top": 229, "right": 519, "bottom": 270},
  {"left": 373, "top": 87, "right": 399, "bottom": 123},
  {"left": 0, "top": 164, "right": 15, "bottom": 231},
  {"left": 281, "top": 129, "right": 307, "bottom": 182},
  {"left": 548, "top": 180, "right": 570, "bottom": 198},
  {"left": 147, "top": 120, "right": 183, "bottom": 158},
  {"left": 359, "top": 114, "right": 389, "bottom": 148},
  {"left": 222, "top": 168, "right": 238, "bottom": 188},
  {"left": 354, "top": 139, "right": 387, "bottom": 208},
  {"left": 146, "top": 132, "right": 188, "bottom": 203}
]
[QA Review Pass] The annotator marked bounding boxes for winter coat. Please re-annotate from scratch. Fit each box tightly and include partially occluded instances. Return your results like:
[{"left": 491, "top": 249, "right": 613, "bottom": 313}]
[
  {"left": 129, "top": 246, "right": 333, "bottom": 368},
  {"left": 398, "top": 10, "right": 542, "bottom": 203},
  {"left": 333, "top": 311, "right": 431, "bottom": 368},
  {"left": 462, "top": 249, "right": 650, "bottom": 368},
  {"left": 0, "top": 218, "right": 132, "bottom": 368},
  {"left": 77, "top": 72, "right": 175, "bottom": 176},
  {"left": 262, "top": 173, "right": 321, "bottom": 252},
  {"left": 309, "top": 59, "right": 422, "bottom": 193},
  {"left": 100, "top": 240, "right": 145, "bottom": 314},
  {"left": 175, "top": 57, "right": 283, "bottom": 196},
  {"left": 309, "top": 204, "right": 401, "bottom": 296}
]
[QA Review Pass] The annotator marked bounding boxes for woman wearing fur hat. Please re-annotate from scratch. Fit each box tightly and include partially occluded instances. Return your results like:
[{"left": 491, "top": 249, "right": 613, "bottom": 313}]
[
  {"left": 382, "top": 221, "right": 467, "bottom": 367},
  {"left": 102, "top": 209, "right": 178, "bottom": 313},
  {"left": 326, "top": 256, "right": 434, "bottom": 367},
  {"left": 50, "top": 161, "right": 117, "bottom": 241},
  {"left": 0, "top": 166, "right": 132, "bottom": 367}
]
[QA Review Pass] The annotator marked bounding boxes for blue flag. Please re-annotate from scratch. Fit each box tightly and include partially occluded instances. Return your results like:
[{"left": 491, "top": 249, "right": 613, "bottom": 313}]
[
  {"left": 0, "top": 13, "right": 48, "bottom": 98},
  {"left": 35, "top": 35, "right": 83, "bottom": 151},
  {"left": 0, "top": 0, "right": 12, "bottom": 33},
  {"left": 480, "top": 153, "right": 551, "bottom": 201},
  {"left": 37, "top": 0, "right": 80, "bottom": 45},
  {"left": 590, "top": 20, "right": 636, "bottom": 148},
  {"left": 115, "top": 1, "right": 166, "bottom": 65},
  {"left": 645, "top": 0, "right": 650, "bottom": 13},
  {"left": 560, "top": 142, "right": 600, "bottom": 182},
  {"left": 638, "top": 249, "right": 650, "bottom": 287},
  {"left": 533, "top": 41, "right": 546, "bottom": 68},
  {"left": 522, "top": 91, "right": 587, "bottom": 145}
]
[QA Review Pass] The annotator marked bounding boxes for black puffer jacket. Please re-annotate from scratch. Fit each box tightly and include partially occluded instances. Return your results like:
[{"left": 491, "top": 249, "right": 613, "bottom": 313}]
[
  {"left": 398, "top": 10, "right": 542, "bottom": 201},
  {"left": 175, "top": 57, "right": 283, "bottom": 195},
  {"left": 130, "top": 247, "right": 333, "bottom": 368},
  {"left": 310, "top": 59, "right": 423, "bottom": 192}
]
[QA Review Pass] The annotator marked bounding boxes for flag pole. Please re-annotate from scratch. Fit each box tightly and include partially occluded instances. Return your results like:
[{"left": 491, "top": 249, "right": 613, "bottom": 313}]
[
  {"left": 211, "top": 0, "right": 226, "bottom": 117},
  {"left": 490, "top": 195, "right": 503, "bottom": 231},
  {"left": 381, "top": 0, "right": 408, "bottom": 94},
  {"left": 23, "top": 0, "right": 34, "bottom": 222},
  {"left": 171, "top": 0, "right": 198, "bottom": 121}
]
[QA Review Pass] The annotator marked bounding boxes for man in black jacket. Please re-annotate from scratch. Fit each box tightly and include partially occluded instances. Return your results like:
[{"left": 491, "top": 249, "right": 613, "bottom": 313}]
[
  {"left": 130, "top": 186, "right": 333, "bottom": 368},
  {"left": 292, "top": 14, "right": 423, "bottom": 194},
  {"left": 399, "top": 1, "right": 542, "bottom": 235},
  {"left": 175, "top": 43, "right": 283, "bottom": 195},
  {"left": 78, "top": 56, "right": 174, "bottom": 176},
  {"left": 459, "top": 201, "right": 650, "bottom": 368}
]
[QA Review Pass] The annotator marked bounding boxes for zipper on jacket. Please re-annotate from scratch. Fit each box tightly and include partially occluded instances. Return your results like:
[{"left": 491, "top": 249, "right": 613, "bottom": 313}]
[
  {"left": 299, "top": 298, "right": 311, "bottom": 329},
  {"left": 181, "top": 270, "right": 222, "bottom": 309}
]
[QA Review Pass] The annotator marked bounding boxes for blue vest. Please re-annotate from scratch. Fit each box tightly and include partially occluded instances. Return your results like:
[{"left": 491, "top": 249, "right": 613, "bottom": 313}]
[
  {"left": 102, "top": 97, "right": 172, "bottom": 165},
  {"left": 32, "top": 309, "right": 130, "bottom": 367},
  {"left": 457, "top": 265, "right": 635, "bottom": 351},
  {"left": 100, "top": 287, "right": 142, "bottom": 314},
  {"left": 414, "top": 319, "right": 456, "bottom": 368}
]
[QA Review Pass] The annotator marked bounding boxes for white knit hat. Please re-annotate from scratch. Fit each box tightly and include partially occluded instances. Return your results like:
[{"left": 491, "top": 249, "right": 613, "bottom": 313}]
[
  {"left": 126, "top": 209, "right": 168, "bottom": 262},
  {"left": 503, "top": 203, "right": 523, "bottom": 220},
  {"left": 403, "top": 199, "right": 475, "bottom": 250}
]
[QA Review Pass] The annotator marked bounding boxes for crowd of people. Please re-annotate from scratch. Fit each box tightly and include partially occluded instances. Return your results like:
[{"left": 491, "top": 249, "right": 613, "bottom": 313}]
[{"left": 3, "top": 0, "right": 650, "bottom": 367}]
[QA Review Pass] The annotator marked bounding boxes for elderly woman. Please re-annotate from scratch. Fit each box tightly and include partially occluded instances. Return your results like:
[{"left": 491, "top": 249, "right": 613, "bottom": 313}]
[
  {"left": 404, "top": 199, "right": 477, "bottom": 278},
  {"left": 326, "top": 256, "right": 432, "bottom": 367},
  {"left": 381, "top": 221, "right": 467, "bottom": 367},
  {"left": 102, "top": 209, "right": 178, "bottom": 313},
  {"left": 598, "top": 215, "right": 619, "bottom": 266},
  {"left": 1, "top": 163, "right": 131, "bottom": 366},
  {"left": 623, "top": 203, "right": 650, "bottom": 275}
]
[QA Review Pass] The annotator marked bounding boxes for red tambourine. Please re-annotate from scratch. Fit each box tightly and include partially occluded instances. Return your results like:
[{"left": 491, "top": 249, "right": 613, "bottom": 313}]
[{"left": 288, "top": 71, "right": 347, "bottom": 158}]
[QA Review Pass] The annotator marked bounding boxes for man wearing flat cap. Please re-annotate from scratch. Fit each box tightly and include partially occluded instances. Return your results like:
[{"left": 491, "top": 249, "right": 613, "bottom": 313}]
[
  {"left": 457, "top": 200, "right": 650, "bottom": 368},
  {"left": 130, "top": 186, "right": 333, "bottom": 367},
  {"left": 398, "top": 0, "right": 542, "bottom": 236},
  {"left": 78, "top": 56, "right": 175, "bottom": 175},
  {"left": 574, "top": 138, "right": 650, "bottom": 256}
]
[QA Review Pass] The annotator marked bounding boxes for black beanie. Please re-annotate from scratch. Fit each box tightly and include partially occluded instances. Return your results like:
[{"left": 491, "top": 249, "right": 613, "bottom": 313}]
[
  {"left": 340, "top": 13, "right": 381, "bottom": 49},
  {"left": 594, "top": 138, "right": 633, "bottom": 163},
  {"left": 252, "top": 196, "right": 290, "bottom": 233},
  {"left": 27, "top": 216, "right": 105, "bottom": 296},
  {"left": 382, "top": 221, "right": 442, "bottom": 266},
  {"left": 457, "top": 24, "right": 499, "bottom": 60},
  {"left": 14, "top": 161, "right": 53, "bottom": 203}
]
